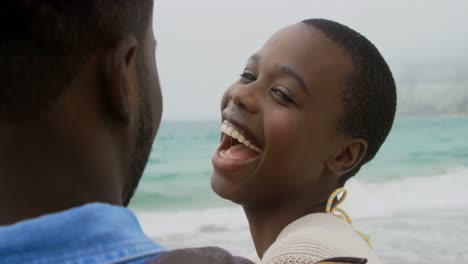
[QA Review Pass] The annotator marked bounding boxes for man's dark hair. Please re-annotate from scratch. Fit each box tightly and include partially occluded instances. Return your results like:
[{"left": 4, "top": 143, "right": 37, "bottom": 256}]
[
  {"left": 302, "top": 19, "right": 397, "bottom": 185},
  {"left": 0, "top": 1, "right": 153, "bottom": 123}
]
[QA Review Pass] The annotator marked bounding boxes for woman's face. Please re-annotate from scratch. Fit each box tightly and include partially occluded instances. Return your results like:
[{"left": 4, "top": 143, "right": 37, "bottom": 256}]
[{"left": 211, "top": 23, "right": 353, "bottom": 207}]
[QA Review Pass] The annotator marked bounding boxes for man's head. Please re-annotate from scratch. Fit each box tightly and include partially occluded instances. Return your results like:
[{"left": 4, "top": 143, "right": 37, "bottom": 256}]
[
  {"left": 0, "top": 0, "right": 161, "bottom": 215},
  {"left": 211, "top": 19, "right": 396, "bottom": 207}
]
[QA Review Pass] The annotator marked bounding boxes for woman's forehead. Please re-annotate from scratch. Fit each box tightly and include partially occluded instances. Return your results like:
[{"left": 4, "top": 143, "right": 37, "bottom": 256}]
[{"left": 257, "top": 24, "right": 352, "bottom": 73}]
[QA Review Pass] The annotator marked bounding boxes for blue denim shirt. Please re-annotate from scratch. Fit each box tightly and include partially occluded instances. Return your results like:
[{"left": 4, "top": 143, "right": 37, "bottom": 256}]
[{"left": 0, "top": 203, "right": 165, "bottom": 264}]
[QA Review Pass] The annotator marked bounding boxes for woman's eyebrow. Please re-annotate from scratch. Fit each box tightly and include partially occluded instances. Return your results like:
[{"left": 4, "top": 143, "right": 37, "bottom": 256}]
[
  {"left": 279, "top": 65, "right": 309, "bottom": 96},
  {"left": 248, "top": 53, "right": 261, "bottom": 64},
  {"left": 247, "top": 54, "right": 309, "bottom": 96}
]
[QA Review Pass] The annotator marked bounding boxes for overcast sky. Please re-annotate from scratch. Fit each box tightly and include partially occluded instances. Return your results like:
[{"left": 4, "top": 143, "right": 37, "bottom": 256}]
[{"left": 152, "top": 0, "right": 468, "bottom": 121}]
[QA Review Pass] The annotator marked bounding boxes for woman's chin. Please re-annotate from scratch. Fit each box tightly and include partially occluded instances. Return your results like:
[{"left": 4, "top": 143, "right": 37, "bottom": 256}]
[
  {"left": 211, "top": 171, "right": 233, "bottom": 199},
  {"left": 210, "top": 171, "right": 246, "bottom": 204}
]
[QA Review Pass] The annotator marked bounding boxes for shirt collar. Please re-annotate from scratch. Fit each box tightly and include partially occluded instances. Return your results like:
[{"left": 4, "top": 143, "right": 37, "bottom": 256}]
[{"left": 0, "top": 203, "right": 164, "bottom": 263}]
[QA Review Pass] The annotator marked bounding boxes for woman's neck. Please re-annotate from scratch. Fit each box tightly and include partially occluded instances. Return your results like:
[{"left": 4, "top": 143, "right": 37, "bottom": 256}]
[{"left": 243, "top": 198, "right": 327, "bottom": 259}]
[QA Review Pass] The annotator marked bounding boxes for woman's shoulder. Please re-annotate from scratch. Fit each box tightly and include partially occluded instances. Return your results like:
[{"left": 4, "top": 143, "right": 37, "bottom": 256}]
[{"left": 261, "top": 213, "right": 379, "bottom": 264}]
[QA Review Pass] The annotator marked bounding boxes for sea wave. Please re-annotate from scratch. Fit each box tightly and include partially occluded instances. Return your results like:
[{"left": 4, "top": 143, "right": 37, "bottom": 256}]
[
  {"left": 344, "top": 167, "right": 468, "bottom": 218},
  {"left": 135, "top": 168, "right": 468, "bottom": 257}
]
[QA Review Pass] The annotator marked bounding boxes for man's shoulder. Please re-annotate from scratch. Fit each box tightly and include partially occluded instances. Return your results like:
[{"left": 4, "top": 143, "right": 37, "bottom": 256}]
[{"left": 146, "top": 247, "right": 254, "bottom": 264}]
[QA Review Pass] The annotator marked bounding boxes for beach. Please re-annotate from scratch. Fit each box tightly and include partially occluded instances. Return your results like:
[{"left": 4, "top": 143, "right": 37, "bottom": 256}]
[{"left": 130, "top": 116, "right": 468, "bottom": 263}]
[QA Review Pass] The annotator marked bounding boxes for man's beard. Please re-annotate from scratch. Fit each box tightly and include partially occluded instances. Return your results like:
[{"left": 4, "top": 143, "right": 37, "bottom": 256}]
[
  {"left": 122, "top": 53, "right": 155, "bottom": 206},
  {"left": 123, "top": 99, "right": 153, "bottom": 206}
]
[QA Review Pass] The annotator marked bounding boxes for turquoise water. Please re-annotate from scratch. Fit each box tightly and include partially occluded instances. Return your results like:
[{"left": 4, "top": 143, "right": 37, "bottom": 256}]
[
  {"left": 131, "top": 122, "right": 221, "bottom": 209},
  {"left": 358, "top": 116, "right": 468, "bottom": 181},
  {"left": 130, "top": 116, "right": 468, "bottom": 210}
]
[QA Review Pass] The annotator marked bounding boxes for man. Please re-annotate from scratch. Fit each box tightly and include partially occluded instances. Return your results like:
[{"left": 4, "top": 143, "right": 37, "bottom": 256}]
[{"left": 0, "top": 1, "right": 252, "bottom": 263}]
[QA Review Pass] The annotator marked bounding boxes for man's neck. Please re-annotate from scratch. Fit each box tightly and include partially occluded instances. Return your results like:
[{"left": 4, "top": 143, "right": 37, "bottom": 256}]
[
  {"left": 243, "top": 197, "right": 327, "bottom": 259},
  {"left": 0, "top": 124, "right": 123, "bottom": 225}
]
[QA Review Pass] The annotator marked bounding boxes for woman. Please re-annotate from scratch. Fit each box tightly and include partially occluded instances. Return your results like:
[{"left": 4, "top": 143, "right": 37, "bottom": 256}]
[{"left": 211, "top": 18, "right": 396, "bottom": 263}]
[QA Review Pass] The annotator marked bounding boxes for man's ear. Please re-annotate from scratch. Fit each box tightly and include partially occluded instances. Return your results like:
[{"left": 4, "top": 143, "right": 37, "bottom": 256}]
[
  {"left": 103, "top": 35, "right": 139, "bottom": 124},
  {"left": 326, "top": 138, "right": 368, "bottom": 177}
]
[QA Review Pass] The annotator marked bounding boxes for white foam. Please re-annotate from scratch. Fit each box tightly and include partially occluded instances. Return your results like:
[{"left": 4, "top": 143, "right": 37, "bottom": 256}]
[
  {"left": 137, "top": 206, "right": 246, "bottom": 237},
  {"left": 343, "top": 167, "right": 468, "bottom": 218},
  {"left": 136, "top": 206, "right": 253, "bottom": 254},
  {"left": 135, "top": 168, "right": 468, "bottom": 255}
]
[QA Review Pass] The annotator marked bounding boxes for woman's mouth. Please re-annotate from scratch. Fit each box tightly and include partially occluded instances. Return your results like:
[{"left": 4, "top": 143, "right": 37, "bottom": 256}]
[
  {"left": 218, "top": 120, "right": 261, "bottom": 160},
  {"left": 212, "top": 120, "right": 262, "bottom": 172}
]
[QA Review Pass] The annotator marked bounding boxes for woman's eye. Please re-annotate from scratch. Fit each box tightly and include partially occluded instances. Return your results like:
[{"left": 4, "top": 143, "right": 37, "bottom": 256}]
[
  {"left": 240, "top": 72, "right": 257, "bottom": 83},
  {"left": 271, "top": 87, "right": 294, "bottom": 105}
]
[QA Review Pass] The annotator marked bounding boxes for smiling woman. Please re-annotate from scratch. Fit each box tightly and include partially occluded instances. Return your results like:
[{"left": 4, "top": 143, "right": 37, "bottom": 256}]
[{"left": 210, "top": 18, "right": 396, "bottom": 264}]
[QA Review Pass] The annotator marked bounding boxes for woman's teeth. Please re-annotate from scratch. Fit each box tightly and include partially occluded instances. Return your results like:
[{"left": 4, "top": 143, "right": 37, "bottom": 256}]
[{"left": 221, "top": 121, "right": 262, "bottom": 153}]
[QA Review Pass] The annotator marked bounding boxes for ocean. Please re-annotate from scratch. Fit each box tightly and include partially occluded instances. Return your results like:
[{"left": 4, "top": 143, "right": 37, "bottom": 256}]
[{"left": 130, "top": 116, "right": 468, "bottom": 264}]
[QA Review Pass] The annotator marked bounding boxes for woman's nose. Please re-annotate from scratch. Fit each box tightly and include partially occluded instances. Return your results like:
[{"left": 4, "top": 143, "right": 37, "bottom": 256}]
[{"left": 229, "top": 85, "right": 259, "bottom": 114}]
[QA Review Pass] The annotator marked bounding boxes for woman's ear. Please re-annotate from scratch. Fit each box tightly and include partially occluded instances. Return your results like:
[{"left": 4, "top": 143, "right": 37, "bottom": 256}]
[
  {"left": 103, "top": 35, "right": 139, "bottom": 124},
  {"left": 326, "top": 138, "right": 368, "bottom": 177}
]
